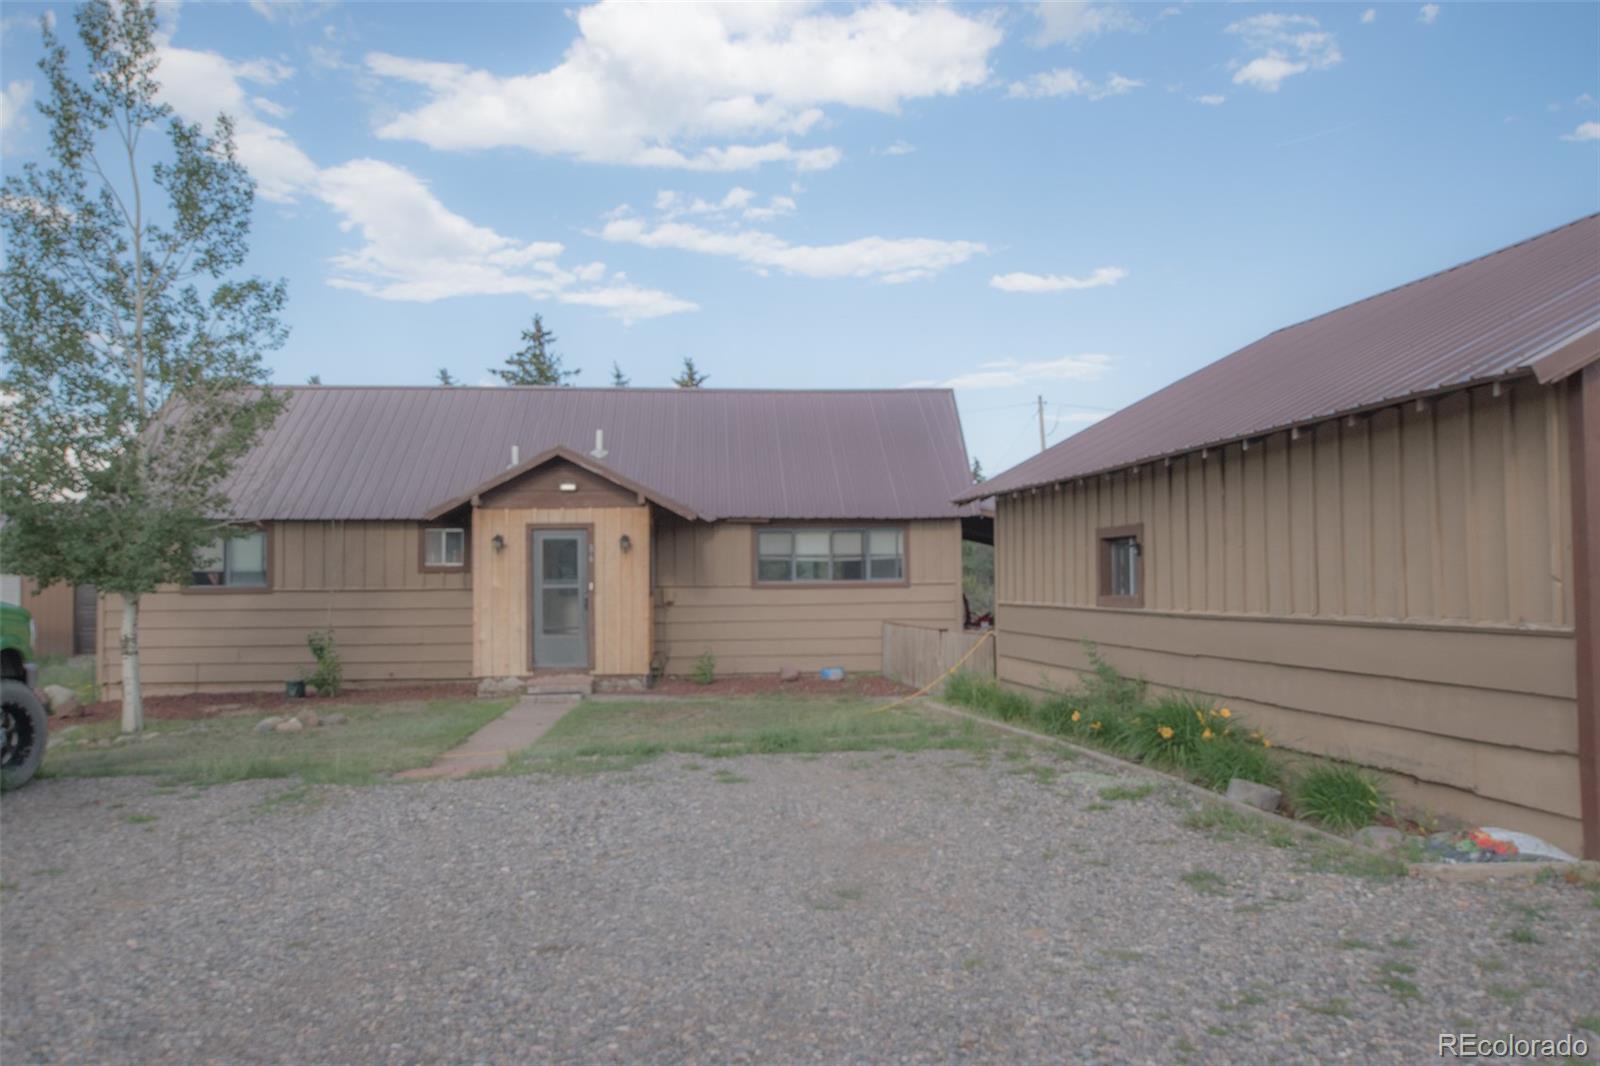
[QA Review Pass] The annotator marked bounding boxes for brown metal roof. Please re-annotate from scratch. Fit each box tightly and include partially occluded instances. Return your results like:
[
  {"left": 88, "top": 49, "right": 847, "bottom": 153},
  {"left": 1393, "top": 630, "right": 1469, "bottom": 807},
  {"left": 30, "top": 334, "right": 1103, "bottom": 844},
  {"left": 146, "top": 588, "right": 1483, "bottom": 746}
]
[
  {"left": 219, "top": 386, "right": 979, "bottom": 522},
  {"left": 959, "top": 214, "right": 1600, "bottom": 503}
]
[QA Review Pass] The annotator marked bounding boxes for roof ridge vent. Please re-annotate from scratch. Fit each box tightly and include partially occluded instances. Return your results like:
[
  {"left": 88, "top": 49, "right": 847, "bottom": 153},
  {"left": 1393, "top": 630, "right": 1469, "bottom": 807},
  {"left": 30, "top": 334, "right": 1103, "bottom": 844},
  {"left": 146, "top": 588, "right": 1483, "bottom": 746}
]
[{"left": 590, "top": 429, "right": 609, "bottom": 460}]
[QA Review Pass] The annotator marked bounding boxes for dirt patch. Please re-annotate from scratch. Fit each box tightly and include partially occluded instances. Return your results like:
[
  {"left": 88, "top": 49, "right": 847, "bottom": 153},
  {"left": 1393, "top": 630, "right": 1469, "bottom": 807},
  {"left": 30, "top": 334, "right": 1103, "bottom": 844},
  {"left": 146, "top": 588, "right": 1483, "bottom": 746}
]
[
  {"left": 649, "top": 674, "right": 913, "bottom": 698},
  {"left": 54, "top": 682, "right": 479, "bottom": 731}
]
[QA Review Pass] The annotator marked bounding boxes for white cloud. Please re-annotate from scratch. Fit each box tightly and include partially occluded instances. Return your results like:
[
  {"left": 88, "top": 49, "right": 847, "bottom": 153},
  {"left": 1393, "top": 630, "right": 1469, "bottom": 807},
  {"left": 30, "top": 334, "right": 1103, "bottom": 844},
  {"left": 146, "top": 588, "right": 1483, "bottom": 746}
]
[
  {"left": 601, "top": 208, "right": 986, "bottom": 284},
  {"left": 155, "top": 45, "right": 319, "bottom": 202},
  {"left": 881, "top": 139, "right": 916, "bottom": 156},
  {"left": 1192, "top": 93, "right": 1227, "bottom": 106},
  {"left": 366, "top": 1, "right": 1000, "bottom": 171},
  {"left": 153, "top": 41, "right": 693, "bottom": 322},
  {"left": 1, "top": 80, "right": 32, "bottom": 150},
  {"left": 989, "top": 267, "right": 1127, "bottom": 293},
  {"left": 1031, "top": 3, "right": 1139, "bottom": 47},
  {"left": 1562, "top": 121, "right": 1600, "bottom": 142},
  {"left": 653, "top": 187, "right": 798, "bottom": 223},
  {"left": 913, "top": 354, "right": 1113, "bottom": 390},
  {"left": 1360, "top": 8, "right": 1377, "bottom": 23},
  {"left": 1007, "top": 68, "right": 1144, "bottom": 101},
  {"left": 1226, "top": 13, "right": 1342, "bottom": 92},
  {"left": 1577, "top": 93, "right": 1598, "bottom": 108},
  {"left": 1418, "top": 4, "right": 1440, "bottom": 24}
]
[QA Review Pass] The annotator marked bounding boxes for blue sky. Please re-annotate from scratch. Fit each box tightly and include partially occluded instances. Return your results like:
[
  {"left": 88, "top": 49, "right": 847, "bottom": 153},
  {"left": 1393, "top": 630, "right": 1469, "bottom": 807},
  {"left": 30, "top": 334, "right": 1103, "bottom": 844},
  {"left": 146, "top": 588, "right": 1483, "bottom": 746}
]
[{"left": 2, "top": 1, "right": 1597, "bottom": 476}]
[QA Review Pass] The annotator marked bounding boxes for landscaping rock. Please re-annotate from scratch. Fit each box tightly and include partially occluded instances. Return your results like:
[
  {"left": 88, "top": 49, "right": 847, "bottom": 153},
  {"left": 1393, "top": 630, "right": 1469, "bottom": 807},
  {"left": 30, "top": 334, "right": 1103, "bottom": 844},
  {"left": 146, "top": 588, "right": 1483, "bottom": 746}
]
[
  {"left": 274, "top": 718, "right": 304, "bottom": 734},
  {"left": 1353, "top": 825, "right": 1405, "bottom": 851},
  {"left": 778, "top": 667, "right": 800, "bottom": 682},
  {"left": 320, "top": 713, "right": 348, "bottom": 726},
  {"left": 477, "top": 677, "right": 525, "bottom": 698},
  {"left": 41, "top": 685, "right": 80, "bottom": 717},
  {"left": 254, "top": 716, "right": 285, "bottom": 734},
  {"left": 298, "top": 710, "right": 320, "bottom": 729},
  {"left": 1224, "top": 778, "right": 1282, "bottom": 812}
]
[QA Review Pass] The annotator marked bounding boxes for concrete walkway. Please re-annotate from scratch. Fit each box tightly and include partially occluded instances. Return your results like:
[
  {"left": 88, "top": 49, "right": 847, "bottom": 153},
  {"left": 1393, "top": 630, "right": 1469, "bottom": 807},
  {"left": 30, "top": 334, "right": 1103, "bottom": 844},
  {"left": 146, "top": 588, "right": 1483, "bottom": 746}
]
[{"left": 395, "top": 696, "right": 578, "bottom": 780}]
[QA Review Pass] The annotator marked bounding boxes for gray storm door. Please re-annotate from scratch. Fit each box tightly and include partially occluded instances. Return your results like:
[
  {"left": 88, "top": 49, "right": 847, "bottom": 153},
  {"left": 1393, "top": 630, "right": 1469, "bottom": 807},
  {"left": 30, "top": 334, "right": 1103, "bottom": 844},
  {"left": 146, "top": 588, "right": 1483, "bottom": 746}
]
[{"left": 531, "top": 529, "right": 589, "bottom": 669}]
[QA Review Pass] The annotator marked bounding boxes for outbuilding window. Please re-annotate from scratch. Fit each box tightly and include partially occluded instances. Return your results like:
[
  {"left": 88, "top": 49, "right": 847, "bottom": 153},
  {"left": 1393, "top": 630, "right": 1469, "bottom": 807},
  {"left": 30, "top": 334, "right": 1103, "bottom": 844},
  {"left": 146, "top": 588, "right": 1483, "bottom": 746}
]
[
  {"left": 756, "top": 527, "right": 905, "bottom": 584},
  {"left": 1096, "top": 524, "right": 1143, "bottom": 608},
  {"left": 190, "top": 529, "right": 269, "bottom": 588},
  {"left": 422, "top": 526, "right": 468, "bottom": 570}
]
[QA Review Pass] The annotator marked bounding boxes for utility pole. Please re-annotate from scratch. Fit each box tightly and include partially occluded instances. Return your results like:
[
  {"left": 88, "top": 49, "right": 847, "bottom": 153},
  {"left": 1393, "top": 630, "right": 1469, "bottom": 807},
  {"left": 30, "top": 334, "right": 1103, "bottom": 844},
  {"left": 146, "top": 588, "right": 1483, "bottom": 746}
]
[{"left": 1037, "top": 395, "right": 1047, "bottom": 452}]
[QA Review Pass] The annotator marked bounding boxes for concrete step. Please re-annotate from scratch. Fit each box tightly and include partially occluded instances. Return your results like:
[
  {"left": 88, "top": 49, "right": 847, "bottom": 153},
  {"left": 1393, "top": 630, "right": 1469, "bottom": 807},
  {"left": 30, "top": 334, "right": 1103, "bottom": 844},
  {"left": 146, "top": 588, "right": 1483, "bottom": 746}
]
[{"left": 523, "top": 673, "right": 594, "bottom": 697}]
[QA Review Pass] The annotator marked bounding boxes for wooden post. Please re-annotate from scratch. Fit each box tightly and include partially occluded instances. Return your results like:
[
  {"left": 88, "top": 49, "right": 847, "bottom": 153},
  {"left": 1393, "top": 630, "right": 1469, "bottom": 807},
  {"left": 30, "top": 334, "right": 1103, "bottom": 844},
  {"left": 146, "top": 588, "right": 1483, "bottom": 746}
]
[{"left": 1570, "top": 364, "right": 1600, "bottom": 860}]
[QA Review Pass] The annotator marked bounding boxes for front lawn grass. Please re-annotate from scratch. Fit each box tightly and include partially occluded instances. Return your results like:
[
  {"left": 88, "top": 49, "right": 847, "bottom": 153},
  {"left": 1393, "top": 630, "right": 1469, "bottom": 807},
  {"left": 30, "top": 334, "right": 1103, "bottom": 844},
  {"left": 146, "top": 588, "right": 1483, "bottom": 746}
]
[
  {"left": 504, "top": 695, "right": 993, "bottom": 776},
  {"left": 41, "top": 698, "right": 513, "bottom": 787}
]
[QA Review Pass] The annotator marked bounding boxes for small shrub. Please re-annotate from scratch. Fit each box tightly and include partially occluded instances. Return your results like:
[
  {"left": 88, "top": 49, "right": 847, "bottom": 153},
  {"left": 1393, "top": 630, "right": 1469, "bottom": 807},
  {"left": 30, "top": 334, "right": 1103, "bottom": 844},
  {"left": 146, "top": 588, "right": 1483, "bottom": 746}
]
[
  {"left": 1294, "top": 763, "right": 1386, "bottom": 831},
  {"left": 306, "top": 629, "right": 343, "bottom": 697},
  {"left": 1079, "top": 643, "right": 1145, "bottom": 714},
  {"left": 1192, "top": 735, "right": 1282, "bottom": 792},
  {"left": 1124, "top": 694, "right": 1237, "bottom": 770},
  {"left": 692, "top": 651, "right": 716, "bottom": 685}
]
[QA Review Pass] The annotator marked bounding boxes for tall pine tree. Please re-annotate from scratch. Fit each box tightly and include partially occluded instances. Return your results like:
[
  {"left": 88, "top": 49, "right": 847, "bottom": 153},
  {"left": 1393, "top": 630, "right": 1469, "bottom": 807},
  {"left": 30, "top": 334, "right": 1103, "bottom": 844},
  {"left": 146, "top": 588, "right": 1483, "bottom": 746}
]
[
  {"left": 672, "top": 356, "right": 708, "bottom": 388},
  {"left": 495, "top": 314, "right": 577, "bottom": 386}
]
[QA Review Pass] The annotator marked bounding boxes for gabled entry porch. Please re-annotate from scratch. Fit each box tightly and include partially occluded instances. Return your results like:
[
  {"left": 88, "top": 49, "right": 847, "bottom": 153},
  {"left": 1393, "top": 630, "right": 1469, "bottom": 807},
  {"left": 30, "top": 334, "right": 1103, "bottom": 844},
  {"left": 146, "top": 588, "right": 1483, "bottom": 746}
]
[{"left": 424, "top": 446, "right": 699, "bottom": 685}]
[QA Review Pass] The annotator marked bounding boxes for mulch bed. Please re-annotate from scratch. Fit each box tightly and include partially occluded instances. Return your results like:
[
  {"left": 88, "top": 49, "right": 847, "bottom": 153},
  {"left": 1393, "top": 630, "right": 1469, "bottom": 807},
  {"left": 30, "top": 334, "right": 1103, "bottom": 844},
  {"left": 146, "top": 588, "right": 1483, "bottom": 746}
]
[
  {"left": 647, "top": 674, "right": 914, "bottom": 698},
  {"left": 54, "top": 674, "right": 915, "bottom": 731},
  {"left": 53, "top": 683, "right": 479, "bottom": 732}
]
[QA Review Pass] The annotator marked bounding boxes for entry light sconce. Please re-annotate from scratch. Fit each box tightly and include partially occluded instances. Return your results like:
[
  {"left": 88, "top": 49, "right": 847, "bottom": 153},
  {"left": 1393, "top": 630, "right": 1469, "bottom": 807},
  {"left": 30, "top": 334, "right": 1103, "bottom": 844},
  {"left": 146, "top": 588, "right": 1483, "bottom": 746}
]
[
  {"left": 619, "top": 534, "right": 633, "bottom": 553},
  {"left": 491, "top": 534, "right": 506, "bottom": 553}
]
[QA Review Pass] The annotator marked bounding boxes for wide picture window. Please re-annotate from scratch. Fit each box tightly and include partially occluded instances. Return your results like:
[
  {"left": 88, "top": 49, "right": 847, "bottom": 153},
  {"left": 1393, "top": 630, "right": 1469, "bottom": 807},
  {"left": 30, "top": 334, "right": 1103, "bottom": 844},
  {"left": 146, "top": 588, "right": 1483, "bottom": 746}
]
[{"left": 757, "top": 527, "right": 904, "bottom": 583}]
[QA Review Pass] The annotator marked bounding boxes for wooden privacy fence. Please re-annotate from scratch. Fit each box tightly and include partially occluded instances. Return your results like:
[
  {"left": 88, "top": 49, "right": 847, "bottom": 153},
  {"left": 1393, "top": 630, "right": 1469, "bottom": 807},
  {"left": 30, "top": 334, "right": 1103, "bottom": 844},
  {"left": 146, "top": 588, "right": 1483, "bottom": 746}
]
[{"left": 881, "top": 623, "right": 995, "bottom": 691}]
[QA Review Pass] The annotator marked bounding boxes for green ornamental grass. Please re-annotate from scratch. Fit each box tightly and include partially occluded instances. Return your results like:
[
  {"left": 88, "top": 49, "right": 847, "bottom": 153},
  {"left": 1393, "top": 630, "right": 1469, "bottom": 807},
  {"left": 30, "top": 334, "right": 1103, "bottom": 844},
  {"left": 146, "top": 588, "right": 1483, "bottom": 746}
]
[{"left": 1294, "top": 764, "right": 1388, "bottom": 831}]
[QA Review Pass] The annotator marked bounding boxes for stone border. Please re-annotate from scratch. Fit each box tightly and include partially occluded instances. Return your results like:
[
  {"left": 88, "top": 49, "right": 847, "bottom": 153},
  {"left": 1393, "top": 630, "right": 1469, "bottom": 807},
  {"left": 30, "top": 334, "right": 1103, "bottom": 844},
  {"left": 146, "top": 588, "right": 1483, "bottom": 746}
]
[{"left": 921, "top": 698, "right": 1600, "bottom": 882}]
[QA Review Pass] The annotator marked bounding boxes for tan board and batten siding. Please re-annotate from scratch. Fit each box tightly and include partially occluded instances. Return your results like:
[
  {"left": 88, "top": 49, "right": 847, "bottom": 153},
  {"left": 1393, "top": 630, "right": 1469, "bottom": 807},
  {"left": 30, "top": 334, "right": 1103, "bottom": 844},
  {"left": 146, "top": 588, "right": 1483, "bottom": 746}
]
[
  {"left": 99, "top": 522, "right": 472, "bottom": 697},
  {"left": 653, "top": 517, "right": 963, "bottom": 675},
  {"left": 996, "top": 379, "right": 1585, "bottom": 852}
]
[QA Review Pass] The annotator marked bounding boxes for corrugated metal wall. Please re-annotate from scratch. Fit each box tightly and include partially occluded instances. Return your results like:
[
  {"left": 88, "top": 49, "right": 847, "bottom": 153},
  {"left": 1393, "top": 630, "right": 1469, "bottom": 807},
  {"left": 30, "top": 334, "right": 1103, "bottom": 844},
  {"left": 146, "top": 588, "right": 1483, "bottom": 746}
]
[{"left": 997, "top": 379, "right": 1573, "bottom": 626}]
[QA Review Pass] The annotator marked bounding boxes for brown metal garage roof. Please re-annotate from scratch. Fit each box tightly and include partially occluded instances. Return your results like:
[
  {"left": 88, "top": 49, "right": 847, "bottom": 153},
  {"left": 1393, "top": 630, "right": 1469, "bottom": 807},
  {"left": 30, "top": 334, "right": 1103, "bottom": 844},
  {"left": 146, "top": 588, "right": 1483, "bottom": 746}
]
[
  {"left": 219, "top": 386, "right": 979, "bottom": 522},
  {"left": 959, "top": 214, "right": 1600, "bottom": 503}
]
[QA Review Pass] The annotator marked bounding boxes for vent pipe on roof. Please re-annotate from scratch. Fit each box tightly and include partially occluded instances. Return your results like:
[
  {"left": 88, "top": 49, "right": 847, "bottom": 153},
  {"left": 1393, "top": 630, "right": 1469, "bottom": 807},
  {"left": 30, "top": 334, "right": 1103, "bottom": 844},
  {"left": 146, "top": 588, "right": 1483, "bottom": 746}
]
[
  {"left": 510, "top": 444, "right": 519, "bottom": 468},
  {"left": 590, "top": 429, "right": 608, "bottom": 460}
]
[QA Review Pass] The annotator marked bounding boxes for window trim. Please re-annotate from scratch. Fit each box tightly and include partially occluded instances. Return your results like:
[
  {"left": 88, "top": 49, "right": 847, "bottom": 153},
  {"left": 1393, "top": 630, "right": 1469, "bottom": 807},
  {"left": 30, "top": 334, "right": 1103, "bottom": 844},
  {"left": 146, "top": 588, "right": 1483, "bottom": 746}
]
[
  {"left": 1096, "top": 523, "right": 1144, "bottom": 608},
  {"left": 750, "top": 522, "right": 910, "bottom": 588},
  {"left": 183, "top": 524, "right": 273, "bottom": 594},
  {"left": 419, "top": 522, "right": 471, "bottom": 573}
]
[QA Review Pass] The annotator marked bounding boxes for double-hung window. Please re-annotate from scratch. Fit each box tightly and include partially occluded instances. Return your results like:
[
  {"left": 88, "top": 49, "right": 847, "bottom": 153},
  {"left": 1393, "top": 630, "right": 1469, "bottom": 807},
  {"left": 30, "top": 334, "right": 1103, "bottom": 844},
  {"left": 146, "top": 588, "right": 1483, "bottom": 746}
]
[
  {"left": 191, "top": 529, "right": 268, "bottom": 588},
  {"left": 756, "top": 527, "right": 905, "bottom": 584}
]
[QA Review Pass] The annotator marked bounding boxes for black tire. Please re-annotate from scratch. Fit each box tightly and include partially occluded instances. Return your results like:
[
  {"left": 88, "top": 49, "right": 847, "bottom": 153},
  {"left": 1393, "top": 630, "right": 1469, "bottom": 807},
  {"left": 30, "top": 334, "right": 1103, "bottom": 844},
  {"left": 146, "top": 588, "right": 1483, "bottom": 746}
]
[{"left": 1, "top": 680, "right": 48, "bottom": 790}]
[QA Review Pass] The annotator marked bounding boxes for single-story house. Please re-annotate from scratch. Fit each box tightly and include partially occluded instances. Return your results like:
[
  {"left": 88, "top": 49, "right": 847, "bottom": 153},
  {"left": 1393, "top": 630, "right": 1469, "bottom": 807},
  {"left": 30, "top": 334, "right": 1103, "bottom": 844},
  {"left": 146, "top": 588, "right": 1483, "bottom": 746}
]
[
  {"left": 958, "top": 215, "right": 1600, "bottom": 857},
  {"left": 99, "top": 387, "right": 984, "bottom": 697}
]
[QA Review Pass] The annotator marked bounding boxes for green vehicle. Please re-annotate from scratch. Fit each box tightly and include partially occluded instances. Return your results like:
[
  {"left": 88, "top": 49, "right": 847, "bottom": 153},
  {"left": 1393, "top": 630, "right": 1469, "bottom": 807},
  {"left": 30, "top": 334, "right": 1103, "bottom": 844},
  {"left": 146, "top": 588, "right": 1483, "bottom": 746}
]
[{"left": 1, "top": 602, "right": 48, "bottom": 789}]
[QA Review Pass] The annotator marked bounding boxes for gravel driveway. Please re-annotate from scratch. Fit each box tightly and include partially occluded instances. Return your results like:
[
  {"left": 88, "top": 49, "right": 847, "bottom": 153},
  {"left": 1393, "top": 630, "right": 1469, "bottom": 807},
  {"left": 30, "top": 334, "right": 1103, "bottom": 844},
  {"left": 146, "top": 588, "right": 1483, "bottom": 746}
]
[{"left": 3, "top": 748, "right": 1597, "bottom": 1065}]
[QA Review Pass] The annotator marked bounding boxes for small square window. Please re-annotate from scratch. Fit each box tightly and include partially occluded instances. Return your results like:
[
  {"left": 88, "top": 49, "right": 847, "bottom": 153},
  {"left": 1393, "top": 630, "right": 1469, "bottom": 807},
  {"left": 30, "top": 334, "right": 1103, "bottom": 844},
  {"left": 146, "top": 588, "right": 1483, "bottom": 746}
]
[
  {"left": 423, "top": 527, "right": 467, "bottom": 569},
  {"left": 1097, "top": 526, "right": 1143, "bottom": 608}
]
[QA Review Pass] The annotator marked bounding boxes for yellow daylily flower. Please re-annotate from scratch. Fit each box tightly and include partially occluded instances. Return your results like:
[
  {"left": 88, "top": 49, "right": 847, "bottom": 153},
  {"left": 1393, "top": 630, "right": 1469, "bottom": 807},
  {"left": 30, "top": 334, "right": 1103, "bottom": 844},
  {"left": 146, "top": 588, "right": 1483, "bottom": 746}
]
[
  {"left": 1216, "top": 708, "right": 1232, "bottom": 719},
  {"left": 1090, "top": 721, "right": 1102, "bottom": 732},
  {"left": 1201, "top": 728, "right": 1213, "bottom": 740},
  {"left": 1261, "top": 738, "right": 1273, "bottom": 748},
  {"left": 1157, "top": 725, "right": 1174, "bottom": 740},
  {"left": 1071, "top": 710, "right": 1081, "bottom": 722}
]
